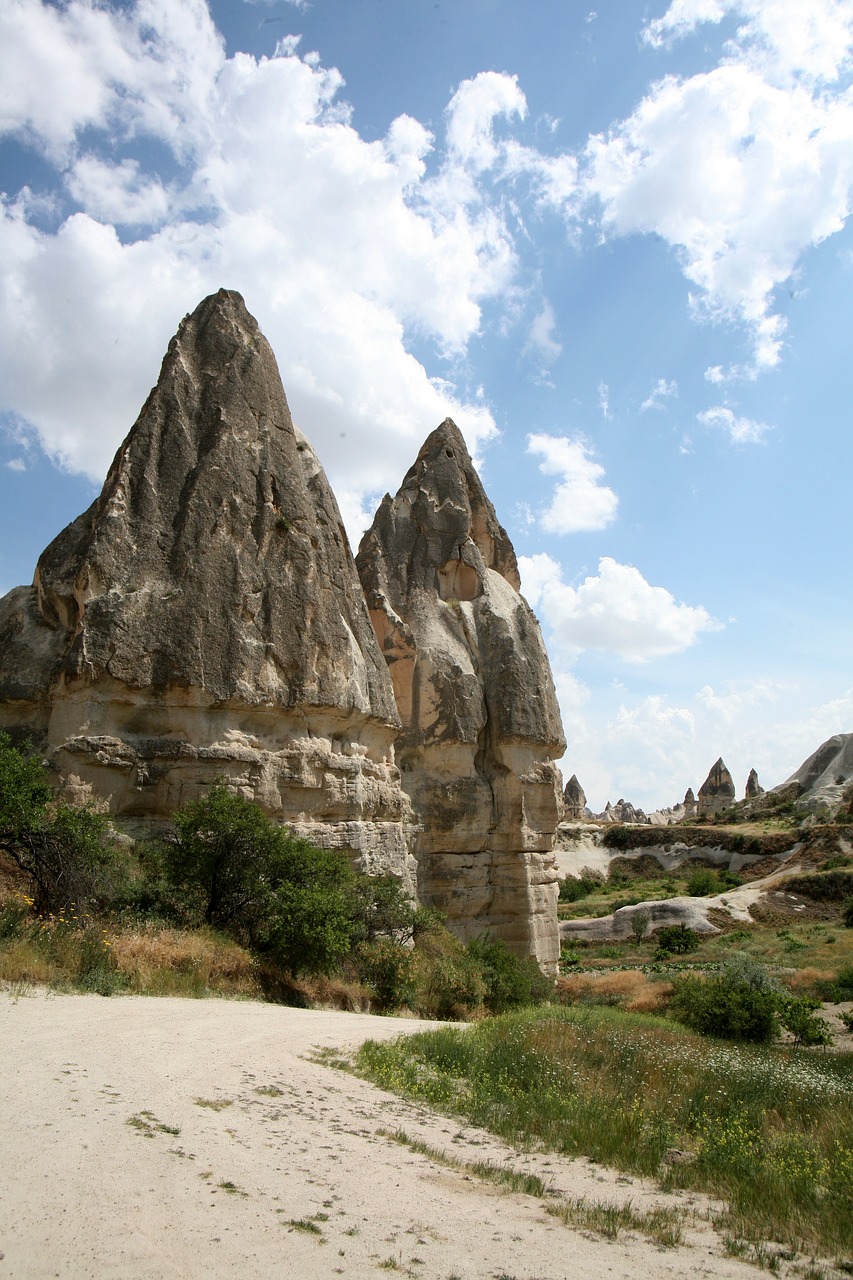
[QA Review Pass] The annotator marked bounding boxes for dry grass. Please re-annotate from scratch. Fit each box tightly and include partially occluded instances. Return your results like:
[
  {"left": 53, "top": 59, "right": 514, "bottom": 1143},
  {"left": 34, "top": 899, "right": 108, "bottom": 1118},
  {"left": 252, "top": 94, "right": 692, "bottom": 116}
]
[
  {"left": 0, "top": 938, "right": 54, "bottom": 985},
  {"left": 110, "top": 926, "right": 258, "bottom": 997},
  {"left": 297, "top": 972, "right": 373, "bottom": 1012},
  {"left": 557, "top": 970, "right": 673, "bottom": 1013}
]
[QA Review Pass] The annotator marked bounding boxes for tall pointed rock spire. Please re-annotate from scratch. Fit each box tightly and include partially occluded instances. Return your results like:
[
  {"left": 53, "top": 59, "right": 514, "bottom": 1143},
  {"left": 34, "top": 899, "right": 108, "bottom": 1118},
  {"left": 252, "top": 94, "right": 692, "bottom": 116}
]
[{"left": 357, "top": 419, "right": 565, "bottom": 971}]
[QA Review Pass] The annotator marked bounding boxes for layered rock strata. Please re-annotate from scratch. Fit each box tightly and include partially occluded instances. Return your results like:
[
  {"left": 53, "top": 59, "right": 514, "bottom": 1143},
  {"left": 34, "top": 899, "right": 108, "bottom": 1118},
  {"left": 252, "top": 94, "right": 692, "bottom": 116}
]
[
  {"left": 356, "top": 421, "right": 565, "bottom": 971},
  {"left": 0, "top": 291, "right": 414, "bottom": 887},
  {"left": 697, "top": 757, "right": 736, "bottom": 819}
]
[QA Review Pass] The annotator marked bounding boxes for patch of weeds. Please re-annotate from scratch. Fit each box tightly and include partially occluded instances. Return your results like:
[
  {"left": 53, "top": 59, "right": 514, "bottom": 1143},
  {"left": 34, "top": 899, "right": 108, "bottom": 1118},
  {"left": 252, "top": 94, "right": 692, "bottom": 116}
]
[
  {"left": 126, "top": 1111, "right": 180, "bottom": 1137},
  {"left": 546, "top": 1197, "right": 683, "bottom": 1248},
  {"left": 254, "top": 1084, "right": 284, "bottom": 1097},
  {"left": 217, "top": 1181, "right": 246, "bottom": 1196},
  {"left": 195, "top": 1097, "right": 233, "bottom": 1111},
  {"left": 286, "top": 1218, "right": 323, "bottom": 1235}
]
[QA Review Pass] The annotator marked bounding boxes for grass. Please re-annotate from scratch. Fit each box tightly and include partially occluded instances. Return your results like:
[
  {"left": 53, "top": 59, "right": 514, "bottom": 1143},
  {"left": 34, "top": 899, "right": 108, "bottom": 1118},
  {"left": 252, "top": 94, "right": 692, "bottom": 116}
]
[
  {"left": 377, "top": 1127, "right": 683, "bottom": 1248},
  {"left": 355, "top": 1005, "right": 853, "bottom": 1262}
]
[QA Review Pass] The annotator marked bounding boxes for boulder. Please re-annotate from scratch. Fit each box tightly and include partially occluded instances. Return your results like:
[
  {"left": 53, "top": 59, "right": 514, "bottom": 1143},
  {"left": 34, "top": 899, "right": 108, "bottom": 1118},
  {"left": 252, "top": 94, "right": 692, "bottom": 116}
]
[
  {"left": 356, "top": 420, "right": 565, "bottom": 971},
  {"left": 0, "top": 290, "right": 414, "bottom": 886},
  {"left": 697, "top": 758, "right": 735, "bottom": 819}
]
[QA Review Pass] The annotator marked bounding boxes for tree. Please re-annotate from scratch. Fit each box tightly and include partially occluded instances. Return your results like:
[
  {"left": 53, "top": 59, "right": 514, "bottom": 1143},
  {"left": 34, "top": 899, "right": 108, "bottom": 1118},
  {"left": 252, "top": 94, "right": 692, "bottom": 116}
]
[
  {"left": 164, "top": 784, "right": 360, "bottom": 976},
  {"left": 0, "top": 733, "right": 121, "bottom": 914}
]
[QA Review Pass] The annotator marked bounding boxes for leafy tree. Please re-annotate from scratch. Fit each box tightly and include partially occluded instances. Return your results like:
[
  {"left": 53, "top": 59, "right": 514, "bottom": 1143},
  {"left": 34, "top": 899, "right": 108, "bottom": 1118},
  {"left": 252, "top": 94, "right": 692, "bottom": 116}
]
[
  {"left": 655, "top": 924, "right": 700, "bottom": 954},
  {"left": 0, "top": 733, "right": 123, "bottom": 914},
  {"left": 164, "top": 783, "right": 360, "bottom": 976}
]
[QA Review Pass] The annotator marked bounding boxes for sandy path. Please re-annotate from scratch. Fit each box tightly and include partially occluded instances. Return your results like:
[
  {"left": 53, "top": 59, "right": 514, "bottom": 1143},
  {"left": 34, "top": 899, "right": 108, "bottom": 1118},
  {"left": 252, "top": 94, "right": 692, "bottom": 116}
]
[{"left": 0, "top": 991, "right": 759, "bottom": 1280}]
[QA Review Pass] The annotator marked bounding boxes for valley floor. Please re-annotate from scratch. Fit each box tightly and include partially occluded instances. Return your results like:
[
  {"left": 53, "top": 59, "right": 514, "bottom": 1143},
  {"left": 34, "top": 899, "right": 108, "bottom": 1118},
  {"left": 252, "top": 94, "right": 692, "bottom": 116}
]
[{"left": 1, "top": 991, "right": 765, "bottom": 1280}]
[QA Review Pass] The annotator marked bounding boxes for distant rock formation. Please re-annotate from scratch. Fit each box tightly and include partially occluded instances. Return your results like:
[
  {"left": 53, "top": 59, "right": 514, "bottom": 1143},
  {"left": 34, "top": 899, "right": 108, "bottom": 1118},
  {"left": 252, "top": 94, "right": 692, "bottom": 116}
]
[
  {"left": 683, "top": 787, "right": 697, "bottom": 820},
  {"left": 562, "top": 774, "right": 587, "bottom": 821},
  {"left": 745, "top": 768, "right": 764, "bottom": 799},
  {"left": 599, "top": 799, "right": 649, "bottom": 825},
  {"left": 0, "top": 290, "right": 414, "bottom": 887},
  {"left": 774, "top": 733, "right": 853, "bottom": 817},
  {"left": 697, "top": 758, "right": 736, "bottom": 819},
  {"left": 357, "top": 420, "right": 565, "bottom": 971}
]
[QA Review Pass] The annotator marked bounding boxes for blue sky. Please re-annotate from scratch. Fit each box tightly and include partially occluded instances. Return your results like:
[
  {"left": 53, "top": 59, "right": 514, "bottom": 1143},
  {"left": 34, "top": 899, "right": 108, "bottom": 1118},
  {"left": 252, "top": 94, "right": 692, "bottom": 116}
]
[{"left": 0, "top": 0, "right": 851, "bottom": 811}]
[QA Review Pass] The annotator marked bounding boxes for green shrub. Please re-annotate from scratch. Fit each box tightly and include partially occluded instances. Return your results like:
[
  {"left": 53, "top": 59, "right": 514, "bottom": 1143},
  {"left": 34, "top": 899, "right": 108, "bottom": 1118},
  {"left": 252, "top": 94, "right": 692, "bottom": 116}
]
[
  {"left": 165, "top": 784, "right": 359, "bottom": 976},
  {"left": 356, "top": 938, "right": 415, "bottom": 1011},
  {"left": 784, "top": 870, "right": 853, "bottom": 901},
  {"left": 559, "top": 875, "right": 599, "bottom": 903},
  {"left": 655, "top": 924, "right": 700, "bottom": 954},
  {"left": 778, "top": 996, "right": 832, "bottom": 1048},
  {"left": 0, "top": 734, "right": 129, "bottom": 915},
  {"left": 669, "top": 975, "right": 779, "bottom": 1043},
  {"left": 350, "top": 874, "right": 416, "bottom": 945},
  {"left": 835, "top": 964, "right": 853, "bottom": 999},
  {"left": 843, "top": 897, "right": 853, "bottom": 928},
  {"left": 686, "top": 868, "right": 720, "bottom": 897},
  {"left": 466, "top": 936, "right": 551, "bottom": 1013}
]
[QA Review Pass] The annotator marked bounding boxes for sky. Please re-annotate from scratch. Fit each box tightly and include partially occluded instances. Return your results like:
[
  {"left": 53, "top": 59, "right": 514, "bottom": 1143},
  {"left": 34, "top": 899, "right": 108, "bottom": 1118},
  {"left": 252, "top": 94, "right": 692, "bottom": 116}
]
[{"left": 0, "top": 0, "right": 851, "bottom": 812}]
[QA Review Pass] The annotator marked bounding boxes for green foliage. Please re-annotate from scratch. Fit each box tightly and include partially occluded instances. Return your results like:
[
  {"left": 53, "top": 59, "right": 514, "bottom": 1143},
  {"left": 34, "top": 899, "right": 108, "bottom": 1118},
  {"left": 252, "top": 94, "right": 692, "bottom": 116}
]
[
  {"left": 0, "top": 734, "right": 128, "bottom": 914},
  {"left": 777, "top": 996, "right": 832, "bottom": 1048},
  {"left": 164, "top": 783, "right": 358, "bottom": 976},
  {"left": 840, "top": 1010, "right": 853, "bottom": 1033},
  {"left": 630, "top": 909, "right": 651, "bottom": 943},
  {"left": 670, "top": 974, "right": 780, "bottom": 1043},
  {"left": 356, "top": 938, "right": 415, "bottom": 1011},
  {"left": 686, "top": 867, "right": 720, "bottom": 897},
  {"left": 784, "top": 870, "right": 853, "bottom": 902},
  {"left": 843, "top": 897, "right": 853, "bottom": 928},
  {"left": 654, "top": 923, "right": 699, "bottom": 954},
  {"left": 349, "top": 874, "right": 416, "bottom": 946},
  {"left": 465, "top": 936, "right": 551, "bottom": 1013},
  {"left": 835, "top": 964, "right": 853, "bottom": 999},
  {"left": 558, "top": 874, "right": 600, "bottom": 902}
]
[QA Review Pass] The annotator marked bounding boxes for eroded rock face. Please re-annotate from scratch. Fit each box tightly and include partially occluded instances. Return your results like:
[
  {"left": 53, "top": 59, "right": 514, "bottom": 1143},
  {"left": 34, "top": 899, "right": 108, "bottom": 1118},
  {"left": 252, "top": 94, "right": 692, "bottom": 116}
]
[
  {"left": 745, "top": 768, "right": 764, "bottom": 800},
  {"left": 562, "top": 774, "right": 587, "bottom": 821},
  {"left": 356, "top": 420, "right": 565, "bottom": 971},
  {"left": 697, "top": 758, "right": 736, "bottom": 819},
  {"left": 0, "top": 290, "right": 413, "bottom": 885},
  {"left": 683, "top": 787, "right": 698, "bottom": 820}
]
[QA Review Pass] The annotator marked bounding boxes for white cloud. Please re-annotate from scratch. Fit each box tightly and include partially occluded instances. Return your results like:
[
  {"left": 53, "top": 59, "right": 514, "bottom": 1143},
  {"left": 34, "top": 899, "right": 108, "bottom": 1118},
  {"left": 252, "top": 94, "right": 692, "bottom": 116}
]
[
  {"left": 526, "top": 434, "right": 618, "bottom": 533},
  {"left": 0, "top": 7, "right": 585, "bottom": 542},
  {"left": 519, "top": 552, "right": 719, "bottom": 662},
  {"left": 525, "top": 301, "right": 562, "bottom": 363},
  {"left": 645, "top": 0, "right": 853, "bottom": 85},
  {"left": 597, "top": 382, "right": 611, "bottom": 419},
  {"left": 586, "top": 1, "right": 853, "bottom": 370},
  {"left": 640, "top": 377, "right": 678, "bottom": 410},
  {"left": 698, "top": 405, "right": 772, "bottom": 442}
]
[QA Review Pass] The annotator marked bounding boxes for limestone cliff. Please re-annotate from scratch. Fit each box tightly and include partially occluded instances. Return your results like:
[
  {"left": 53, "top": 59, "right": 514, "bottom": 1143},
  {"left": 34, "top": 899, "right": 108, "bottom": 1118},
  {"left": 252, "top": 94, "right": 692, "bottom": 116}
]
[
  {"left": 0, "top": 290, "right": 413, "bottom": 884},
  {"left": 356, "top": 420, "right": 565, "bottom": 971}
]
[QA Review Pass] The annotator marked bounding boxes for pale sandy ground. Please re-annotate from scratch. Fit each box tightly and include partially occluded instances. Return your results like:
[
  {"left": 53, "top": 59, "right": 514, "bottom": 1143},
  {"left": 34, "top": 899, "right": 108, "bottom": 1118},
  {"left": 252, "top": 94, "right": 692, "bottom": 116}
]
[{"left": 0, "top": 991, "right": 766, "bottom": 1280}]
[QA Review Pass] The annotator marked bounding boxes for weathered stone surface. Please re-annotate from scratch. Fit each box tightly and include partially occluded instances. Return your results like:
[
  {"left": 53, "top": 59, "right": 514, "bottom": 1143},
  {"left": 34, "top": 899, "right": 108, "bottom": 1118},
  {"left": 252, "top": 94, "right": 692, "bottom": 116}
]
[
  {"left": 697, "top": 757, "right": 736, "bottom": 819},
  {"left": 356, "top": 420, "right": 565, "bottom": 971},
  {"left": 0, "top": 290, "right": 414, "bottom": 885},
  {"left": 562, "top": 774, "right": 587, "bottom": 821},
  {"left": 775, "top": 733, "right": 853, "bottom": 817},
  {"left": 745, "top": 767, "right": 764, "bottom": 799},
  {"left": 598, "top": 798, "right": 649, "bottom": 825},
  {"left": 683, "top": 787, "right": 697, "bottom": 819}
]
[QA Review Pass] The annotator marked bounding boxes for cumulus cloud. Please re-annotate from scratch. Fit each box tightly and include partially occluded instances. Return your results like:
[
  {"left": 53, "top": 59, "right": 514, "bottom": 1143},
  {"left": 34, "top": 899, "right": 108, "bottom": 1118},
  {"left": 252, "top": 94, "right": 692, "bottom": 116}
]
[
  {"left": 520, "top": 552, "right": 719, "bottom": 662},
  {"left": 0, "top": 3, "right": 586, "bottom": 540},
  {"left": 526, "top": 434, "right": 618, "bottom": 533},
  {"left": 585, "top": 0, "right": 853, "bottom": 370},
  {"left": 698, "top": 405, "right": 772, "bottom": 442}
]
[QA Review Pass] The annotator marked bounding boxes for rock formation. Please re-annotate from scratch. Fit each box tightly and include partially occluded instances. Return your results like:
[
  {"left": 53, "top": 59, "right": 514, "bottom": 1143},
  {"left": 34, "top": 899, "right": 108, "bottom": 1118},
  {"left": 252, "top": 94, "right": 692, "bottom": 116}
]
[
  {"left": 598, "top": 799, "right": 649, "bottom": 825},
  {"left": 562, "top": 774, "right": 587, "bottom": 821},
  {"left": 0, "top": 290, "right": 414, "bottom": 887},
  {"left": 683, "top": 787, "right": 697, "bottom": 820},
  {"left": 697, "top": 757, "right": 736, "bottom": 819},
  {"left": 356, "top": 420, "right": 565, "bottom": 971},
  {"left": 774, "top": 733, "right": 853, "bottom": 817},
  {"left": 745, "top": 768, "right": 764, "bottom": 799}
]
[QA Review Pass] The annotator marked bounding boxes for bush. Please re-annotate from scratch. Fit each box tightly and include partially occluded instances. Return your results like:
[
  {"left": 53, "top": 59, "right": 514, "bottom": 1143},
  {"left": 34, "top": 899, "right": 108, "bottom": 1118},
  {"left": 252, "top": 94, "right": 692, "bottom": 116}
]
[
  {"left": 466, "top": 936, "right": 551, "bottom": 1013},
  {"left": 559, "top": 875, "right": 599, "bottom": 903},
  {"left": 164, "top": 784, "right": 360, "bottom": 977},
  {"left": 350, "top": 874, "right": 416, "bottom": 945},
  {"left": 655, "top": 924, "right": 699, "bottom": 954},
  {"left": 778, "top": 996, "right": 832, "bottom": 1048},
  {"left": 669, "top": 974, "right": 779, "bottom": 1043},
  {"left": 686, "top": 868, "right": 719, "bottom": 897},
  {"left": 356, "top": 938, "right": 415, "bottom": 1011},
  {"left": 0, "top": 734, "right": 128, "bottom": 914},
  {"left": 843, "top": 897, "right": 853, "bottom": 928}
]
